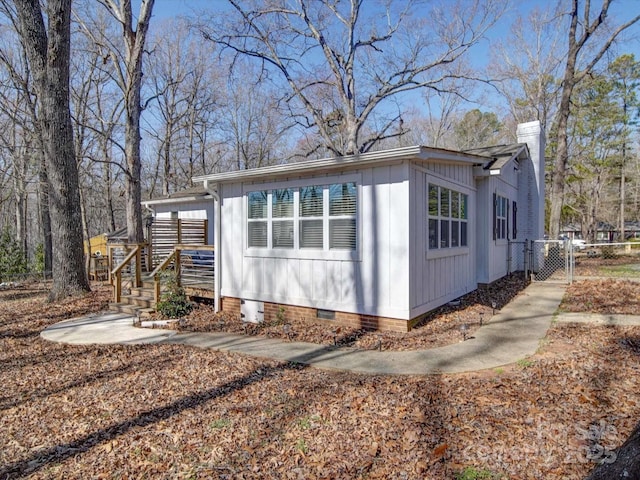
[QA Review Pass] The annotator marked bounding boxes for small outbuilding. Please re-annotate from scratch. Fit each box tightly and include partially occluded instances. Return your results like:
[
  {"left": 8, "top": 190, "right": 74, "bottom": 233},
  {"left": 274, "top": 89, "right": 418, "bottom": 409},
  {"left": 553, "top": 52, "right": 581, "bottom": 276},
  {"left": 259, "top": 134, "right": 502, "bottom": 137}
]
[{"left": 191, "top": 121, "right": 545, "bottom": 332}]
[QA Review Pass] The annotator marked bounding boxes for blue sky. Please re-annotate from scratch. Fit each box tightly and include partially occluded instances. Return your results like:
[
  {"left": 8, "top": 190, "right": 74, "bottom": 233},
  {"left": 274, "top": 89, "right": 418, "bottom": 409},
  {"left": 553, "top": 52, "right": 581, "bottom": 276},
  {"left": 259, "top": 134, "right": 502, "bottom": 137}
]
[
  {"left": 150, "top": 0, "right": 640, "bottom": 67},
  {"left": 146, "top": 0, "right": 640, "bottom": 118}
]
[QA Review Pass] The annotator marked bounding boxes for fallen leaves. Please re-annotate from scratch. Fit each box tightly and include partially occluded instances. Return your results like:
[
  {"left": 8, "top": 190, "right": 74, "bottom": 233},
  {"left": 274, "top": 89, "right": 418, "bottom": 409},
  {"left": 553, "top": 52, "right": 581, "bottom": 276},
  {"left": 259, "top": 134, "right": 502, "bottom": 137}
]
[
  {"left": 177, "top": 274, "right": 531, "bottom": 351},
  {"left": 561, "top": 279, "right": 640, "bottom": 314},
  {"left": 1, "top": 279, "right": 640, "bottom": 479}
]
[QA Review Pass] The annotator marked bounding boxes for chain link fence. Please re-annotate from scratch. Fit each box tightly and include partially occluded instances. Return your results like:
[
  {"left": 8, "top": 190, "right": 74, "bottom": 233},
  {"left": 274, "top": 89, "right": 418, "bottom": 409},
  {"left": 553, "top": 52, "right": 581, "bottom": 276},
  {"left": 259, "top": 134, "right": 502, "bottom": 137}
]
[
  {"left": 527, "top": 240, "right": 640, "bottom": 283},
  {"left": 508, "top": 241, "right": 528, "bottom": 277},
  {"left": 531, "top": 240, "right": 570, "bottom": 283},
  {"left": 573, "top": 242, "right": 640, "bottom": 281}
]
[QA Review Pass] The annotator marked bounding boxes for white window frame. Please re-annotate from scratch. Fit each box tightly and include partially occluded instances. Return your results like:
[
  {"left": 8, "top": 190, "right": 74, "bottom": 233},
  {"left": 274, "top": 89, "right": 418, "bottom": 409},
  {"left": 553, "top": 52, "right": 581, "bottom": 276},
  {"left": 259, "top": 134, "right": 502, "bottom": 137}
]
[
  {"left": 494, "top": 194, "right": 509, "bottom": 242},
  {"left": 244, "top": 174, "right": 361, "bottom": 261},
  {"left": 427, "top": 181, "right": 470, "bottom": 258}
]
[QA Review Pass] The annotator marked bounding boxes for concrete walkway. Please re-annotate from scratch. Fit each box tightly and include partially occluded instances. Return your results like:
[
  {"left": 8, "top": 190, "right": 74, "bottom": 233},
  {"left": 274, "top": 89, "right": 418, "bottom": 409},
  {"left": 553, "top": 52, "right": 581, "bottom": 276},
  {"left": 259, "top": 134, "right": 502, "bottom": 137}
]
[{"left": 41, "top": 282, "right": 596, "bottom": 374}]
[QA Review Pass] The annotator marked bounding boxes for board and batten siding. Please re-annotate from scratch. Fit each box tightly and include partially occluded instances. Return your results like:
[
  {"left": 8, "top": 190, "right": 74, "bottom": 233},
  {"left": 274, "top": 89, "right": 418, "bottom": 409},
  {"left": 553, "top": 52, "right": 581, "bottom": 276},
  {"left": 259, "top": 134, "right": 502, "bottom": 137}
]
[
  {"left": 219, "top": 163, "right": 412, "bottom": 320},
  {"left": 476, "top": 172, "right": 519, "bottom": 284},
  {"left": 409, "top": 162, "right": 477, "bottom": 318}
]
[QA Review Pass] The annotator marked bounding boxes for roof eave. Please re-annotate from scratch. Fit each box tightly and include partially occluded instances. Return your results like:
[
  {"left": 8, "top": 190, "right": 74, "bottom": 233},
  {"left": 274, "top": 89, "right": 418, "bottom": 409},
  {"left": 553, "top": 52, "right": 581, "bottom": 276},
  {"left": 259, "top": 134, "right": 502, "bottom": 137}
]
[
  {"left": 142, "top": 194, "right": 212, "bottom": 207},
  {"left": 193, "top": 146, "right": 486, "bottom": 185},
  {"left": 472, "top": 144, "right": 529, "bottom": 177}
]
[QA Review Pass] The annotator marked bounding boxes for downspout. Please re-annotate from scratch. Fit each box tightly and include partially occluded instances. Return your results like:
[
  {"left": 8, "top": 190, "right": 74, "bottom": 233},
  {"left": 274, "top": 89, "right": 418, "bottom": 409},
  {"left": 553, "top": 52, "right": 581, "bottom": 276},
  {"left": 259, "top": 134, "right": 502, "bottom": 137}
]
[{"left": 203, "top": 180, "right": 221, "bottom": 312}]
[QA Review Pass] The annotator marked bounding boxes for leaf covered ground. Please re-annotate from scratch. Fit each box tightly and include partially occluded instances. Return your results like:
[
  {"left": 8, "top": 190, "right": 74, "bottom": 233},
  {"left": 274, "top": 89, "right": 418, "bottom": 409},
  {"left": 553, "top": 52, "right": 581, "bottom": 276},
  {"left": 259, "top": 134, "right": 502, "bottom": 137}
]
[
  {"left": 1, "top": 279, "right": 640, "bottom": 479},
  {"left": 176, "top": 275, "right": 530, "bottom": 351}
]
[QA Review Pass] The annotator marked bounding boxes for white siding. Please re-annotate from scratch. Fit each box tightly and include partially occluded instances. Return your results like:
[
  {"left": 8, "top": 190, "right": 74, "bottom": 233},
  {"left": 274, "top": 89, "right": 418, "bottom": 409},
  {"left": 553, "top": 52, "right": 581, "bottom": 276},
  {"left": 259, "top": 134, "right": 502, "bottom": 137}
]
[
  {"left": 476, "top": 173, "right": 518, "bottom": 284},
  {"left": 409, "top": 163, "right": 477, "bottom": 318},
  {"left": 218, "top": 163, "right": 412, "bottom": 319}
]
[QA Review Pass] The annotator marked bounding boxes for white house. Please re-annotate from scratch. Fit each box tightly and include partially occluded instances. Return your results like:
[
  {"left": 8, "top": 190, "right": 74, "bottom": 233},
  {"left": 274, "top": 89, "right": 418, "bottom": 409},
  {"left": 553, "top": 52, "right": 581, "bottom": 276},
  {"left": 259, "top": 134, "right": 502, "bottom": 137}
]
[{"left": 189, "top": 120, "right": 544, "bottom": 332}]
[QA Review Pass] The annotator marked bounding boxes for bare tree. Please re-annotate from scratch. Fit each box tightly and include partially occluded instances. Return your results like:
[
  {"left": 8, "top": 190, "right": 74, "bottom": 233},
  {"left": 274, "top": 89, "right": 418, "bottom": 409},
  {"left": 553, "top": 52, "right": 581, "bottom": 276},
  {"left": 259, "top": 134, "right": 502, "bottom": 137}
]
[
  {"left": 200, "top": 0, "right": 508, "bottom": 156},
  {"left": 72, "top": 4, "right": 127, "bottom": 234},
  {"left": 143, "top": 18, "right": 223, "bottom": 197},
  {"left": 91, "top": 0, "right": 155, "bottom": 243},
  {"left": 548, "top": 0, "right": 640, "bottom": 239},
  {"left": 492, "top": 5, "right": 564, "bottom": 133},
  {"left": 12, "top": 0, "right": 90, "bottom": 299},
  {"left": 216, "top": 61, "right": 292, "bottom": 170},
  {"left": 0, "top": 33, "right": 32, "bottom": 259},
  {"left": 0, "top": 4, "right": 53, "bottom": 276},
  {"left": 421, "top": 87, "right": 468, "bottom": 149},
  {"left": 180, "top": 54, "right": 219, "bottom": 181},
  {"left": 92, "top": 81, "right": 124, "bottom": 233}
]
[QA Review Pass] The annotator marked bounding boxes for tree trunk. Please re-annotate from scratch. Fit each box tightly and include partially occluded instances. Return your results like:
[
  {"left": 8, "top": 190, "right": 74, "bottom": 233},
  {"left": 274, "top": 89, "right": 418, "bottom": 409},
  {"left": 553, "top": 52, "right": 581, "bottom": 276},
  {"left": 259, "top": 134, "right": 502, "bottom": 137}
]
[
  {"left": 13, "top": 155, "right": 27, "bottom": 262},
  {"left": 14, "top": 0, "right": 90, "bottom": 300},
  {"left": 585, "top": 421, "right": 640, "bottom": 479},
  {"left": 38, "top": 155, "right": 52, "bottom": 279},
  {"left": 547, "top": 3, "right": 640, "bottom": 239},
  {"left": 548, "top": 26, "right": 578, "bottom": 240},
  {"left": 620, "top": 162, "right": 626, "bottom": 241},
  {"left": 79, "top": 180, "right": 91, "bottom": 279},
  {"left": 102, "top": 138, "right": 117, "bottom": 232},
  {"left": 162, "top": 120, "right": 172, "bottom": 196},
  {"left": 116, "top": 0, "right": 154, "bottom": 244},
  {"left": 124, "top": 91, "right": 143, "bottom": 243}
]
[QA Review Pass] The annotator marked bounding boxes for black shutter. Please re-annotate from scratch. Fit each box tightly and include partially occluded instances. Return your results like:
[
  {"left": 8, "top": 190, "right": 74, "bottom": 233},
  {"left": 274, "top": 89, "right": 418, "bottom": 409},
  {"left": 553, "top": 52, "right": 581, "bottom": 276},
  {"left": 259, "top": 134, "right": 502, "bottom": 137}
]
[
  {"left": 492, "top": 193, "right": 497, "bottom": 241},
  {"left": 512, "top": 201, "right": 518, "bottom": 239}
]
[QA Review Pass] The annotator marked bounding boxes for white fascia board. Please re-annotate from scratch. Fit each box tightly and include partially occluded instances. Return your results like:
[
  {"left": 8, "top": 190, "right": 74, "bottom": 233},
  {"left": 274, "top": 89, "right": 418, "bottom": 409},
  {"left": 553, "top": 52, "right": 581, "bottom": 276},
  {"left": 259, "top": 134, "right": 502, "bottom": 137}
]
[
  {"left": 193, "top": 146, "right": 487, "bottom": 185},
  {"left": 141, "top": 195, "right": 212, "bottom": 207}
]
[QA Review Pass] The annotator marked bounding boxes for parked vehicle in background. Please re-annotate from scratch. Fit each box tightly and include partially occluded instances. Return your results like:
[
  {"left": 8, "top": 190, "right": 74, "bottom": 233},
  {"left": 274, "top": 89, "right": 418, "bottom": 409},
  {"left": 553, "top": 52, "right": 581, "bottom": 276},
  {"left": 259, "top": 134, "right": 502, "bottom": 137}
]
[{"left": 559, "top": 235, "right": 587, "bottom": 250}]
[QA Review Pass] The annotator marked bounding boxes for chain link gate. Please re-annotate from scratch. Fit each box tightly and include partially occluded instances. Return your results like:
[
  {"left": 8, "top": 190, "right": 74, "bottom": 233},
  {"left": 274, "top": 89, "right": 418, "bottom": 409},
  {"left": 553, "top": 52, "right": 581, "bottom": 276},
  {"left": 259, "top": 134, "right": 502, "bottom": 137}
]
[
  {"left": 530, "top": 239, "right": 572, "bottom": 283},
  {"left": 507, "top": 240, "right": 528, "bottom": 279}
]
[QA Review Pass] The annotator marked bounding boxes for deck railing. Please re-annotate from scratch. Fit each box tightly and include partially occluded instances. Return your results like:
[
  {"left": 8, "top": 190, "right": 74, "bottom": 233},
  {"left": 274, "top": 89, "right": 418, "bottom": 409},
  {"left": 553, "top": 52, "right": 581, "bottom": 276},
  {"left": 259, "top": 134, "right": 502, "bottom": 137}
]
[
  {"left": 148, "top": 219, "right": 208, "bottom": 269},
  {"left": 148, "top": 244, "right": 215, "bottom": 304}
]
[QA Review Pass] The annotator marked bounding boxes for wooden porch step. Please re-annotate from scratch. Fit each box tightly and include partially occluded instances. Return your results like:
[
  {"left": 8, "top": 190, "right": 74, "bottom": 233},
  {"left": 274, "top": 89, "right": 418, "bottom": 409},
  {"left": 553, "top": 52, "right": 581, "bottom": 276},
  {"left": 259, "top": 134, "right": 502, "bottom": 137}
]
[
  {"left": 108, "top": 302, "right": 154, "bottom": 318},
  {"left": 128, "top": 286, "right": 155, "bottom": 298},
  {"left": 121, "top": 294, "right": 156, "bottom": 309}
]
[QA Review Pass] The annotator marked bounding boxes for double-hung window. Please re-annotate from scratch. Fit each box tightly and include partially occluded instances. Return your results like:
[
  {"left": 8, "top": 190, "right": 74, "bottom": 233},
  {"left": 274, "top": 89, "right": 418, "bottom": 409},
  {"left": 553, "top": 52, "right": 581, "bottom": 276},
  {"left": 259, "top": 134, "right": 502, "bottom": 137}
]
[
  {"left": 329, "top": 182, "right": 357, "bottom": 250},
  {"left": 494, "top": 194, "right": 508, "bottom": 240},
  {"left": 299, "top": 185, "right": 324, "bottom": 248},
  {"left": 247, "top": 182, "right": 357, "bottom": 252},
  {"left": 247, "top": 191, "right": 268, "bottom": 247},
  {"left": 428, "top": 183, "right": 468, "bottom": 250},
  {"left": 272, "top": 188, "right": 294, "bottom": 248}
]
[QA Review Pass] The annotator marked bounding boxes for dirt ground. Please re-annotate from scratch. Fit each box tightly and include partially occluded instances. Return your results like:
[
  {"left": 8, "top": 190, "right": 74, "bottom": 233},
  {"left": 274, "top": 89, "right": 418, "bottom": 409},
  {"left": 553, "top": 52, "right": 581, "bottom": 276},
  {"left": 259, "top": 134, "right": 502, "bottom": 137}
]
[{"left": 1, "top": 278, "right": 639, "bottom": 479}]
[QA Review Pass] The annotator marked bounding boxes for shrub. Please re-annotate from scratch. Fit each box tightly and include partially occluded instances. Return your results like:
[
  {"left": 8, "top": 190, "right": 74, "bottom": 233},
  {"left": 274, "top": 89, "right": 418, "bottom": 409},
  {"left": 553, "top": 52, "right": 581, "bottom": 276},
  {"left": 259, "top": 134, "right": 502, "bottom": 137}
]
[
  {"left": 33, "top": 243, "right": 45, "bottom": 274},
  {"left": 0, "top": 229, "right": 28, "bottom": 282},
  {"left": 156, "top": 273, "right": 193, "bottom": 318}
]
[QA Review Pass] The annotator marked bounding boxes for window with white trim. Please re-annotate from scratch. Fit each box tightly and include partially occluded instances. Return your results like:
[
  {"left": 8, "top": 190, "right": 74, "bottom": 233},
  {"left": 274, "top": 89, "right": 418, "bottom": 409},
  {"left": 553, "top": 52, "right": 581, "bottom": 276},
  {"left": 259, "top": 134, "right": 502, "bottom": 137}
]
[
  {"left": 329, "top": 182, "right": 357, "bottom": 250},
  {"left": 299, "top": 185, "right": 324, "bottom": 248},
  {"left": 272, "top": 188, "right": 294, "bottom": 248},
  {"left": 247, "top": 191, "right": 268, "bottom": 247},
  {"left": 428, "top": 183, "right": 468, "bottom": 250},
  {"left": 247, "top": 182, "right": 357, "bottom": 251},
  {"left": 494, "top": 194, "right": 508, "bottom": 240}
]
